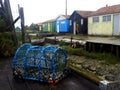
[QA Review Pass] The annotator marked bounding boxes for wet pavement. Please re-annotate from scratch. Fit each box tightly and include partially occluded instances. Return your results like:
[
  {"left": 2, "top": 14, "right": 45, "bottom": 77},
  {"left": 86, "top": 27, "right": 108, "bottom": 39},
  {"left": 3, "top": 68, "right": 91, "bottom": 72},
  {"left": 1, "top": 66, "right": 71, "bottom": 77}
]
[{"left": 0, "top": 58, "right": 100, "bottom": 90}]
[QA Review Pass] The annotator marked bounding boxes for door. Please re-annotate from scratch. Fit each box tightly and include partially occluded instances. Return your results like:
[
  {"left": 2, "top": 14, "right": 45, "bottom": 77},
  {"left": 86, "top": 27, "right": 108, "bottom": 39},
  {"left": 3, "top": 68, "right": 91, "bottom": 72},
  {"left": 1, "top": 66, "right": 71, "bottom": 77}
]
[
  {"left": 73, "top": 21, "right": 76, "bottom": 35},
  {"left": 57, "top": 24, "right": 59, "bottom": 33},
  {"left": 113, "top": 14, "right": 119, "bottom": 36},
  {"left": 57, "top": 21, "right": 59, "bottom": 33}
]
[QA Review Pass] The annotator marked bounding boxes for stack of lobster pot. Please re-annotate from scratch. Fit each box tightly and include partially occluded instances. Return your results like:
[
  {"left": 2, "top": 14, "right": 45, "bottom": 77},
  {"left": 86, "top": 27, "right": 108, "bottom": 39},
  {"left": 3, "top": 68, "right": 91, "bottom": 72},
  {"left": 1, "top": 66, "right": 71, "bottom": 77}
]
[{"left": 12, "top": 43, "right": 69, "bottom": 83}]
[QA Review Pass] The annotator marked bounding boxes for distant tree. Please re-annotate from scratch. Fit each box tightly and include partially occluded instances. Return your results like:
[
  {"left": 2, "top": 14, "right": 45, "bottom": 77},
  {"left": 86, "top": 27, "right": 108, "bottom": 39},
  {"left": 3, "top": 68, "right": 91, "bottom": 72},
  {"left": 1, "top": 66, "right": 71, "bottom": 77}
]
[
  {"left": 0, "top": 19, "right": 6, "bottom": 30},
  {"left": 30, "top": 23, "right": 39, "bottom": 31},
  {"left": 35, "top": 24, "right": 39, "bottom": 31},
  {"left": 30, "top": 23, "right": 35, "bottom": 30},
  {"left": 15, "top": 26, "right": 21, "bottom": 31},
  {"left": 25, "top": 25, "right": 30, "bottom": 30}
]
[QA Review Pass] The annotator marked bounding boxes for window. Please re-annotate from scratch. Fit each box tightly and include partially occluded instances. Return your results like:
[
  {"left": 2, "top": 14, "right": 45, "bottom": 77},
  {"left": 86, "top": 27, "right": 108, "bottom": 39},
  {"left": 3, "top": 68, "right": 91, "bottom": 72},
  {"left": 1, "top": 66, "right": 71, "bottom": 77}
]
[
  {"left": 93, "top": 17, "right": 99, "bottom": 23},
  {"left": 61, "top": 21, "right": 65, "bottom": 24},
  {"left": 81, "top": 19, "right": 83, "bottom": 25},
  {"left": 103, "top": 15, "right": 111, "bottom": 22}
]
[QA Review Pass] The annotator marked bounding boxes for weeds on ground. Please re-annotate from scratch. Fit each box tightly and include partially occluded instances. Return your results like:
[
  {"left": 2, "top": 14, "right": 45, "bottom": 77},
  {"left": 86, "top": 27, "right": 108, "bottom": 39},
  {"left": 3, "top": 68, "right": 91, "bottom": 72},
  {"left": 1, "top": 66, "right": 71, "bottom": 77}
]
[{"left": 62, "top": 46, "right": 119, "bottom": 64}]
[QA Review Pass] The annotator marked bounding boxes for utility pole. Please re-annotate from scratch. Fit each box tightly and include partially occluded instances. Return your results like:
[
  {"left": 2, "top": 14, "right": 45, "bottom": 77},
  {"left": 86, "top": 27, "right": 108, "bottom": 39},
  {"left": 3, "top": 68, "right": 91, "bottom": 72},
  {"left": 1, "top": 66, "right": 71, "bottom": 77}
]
[{"left": 65, "top": 0, "right": 67, "bottom": 16}]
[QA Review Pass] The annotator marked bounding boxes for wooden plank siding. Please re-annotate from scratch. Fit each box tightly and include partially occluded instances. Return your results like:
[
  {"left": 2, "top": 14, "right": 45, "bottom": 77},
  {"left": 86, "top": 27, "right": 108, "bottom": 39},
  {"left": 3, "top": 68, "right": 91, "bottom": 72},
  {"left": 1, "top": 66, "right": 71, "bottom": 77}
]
[
  {"left": 69, "top": 11, "right": 87, "bottom": 34},
  {"left": 88, "top": 14, "right": 113, "bottom": 36},
  {"left": 88, "top": 4, "right": 120, "bottom": 36},
  {"left": 42, "top": 19, "right": 56, "bottom": 33}
]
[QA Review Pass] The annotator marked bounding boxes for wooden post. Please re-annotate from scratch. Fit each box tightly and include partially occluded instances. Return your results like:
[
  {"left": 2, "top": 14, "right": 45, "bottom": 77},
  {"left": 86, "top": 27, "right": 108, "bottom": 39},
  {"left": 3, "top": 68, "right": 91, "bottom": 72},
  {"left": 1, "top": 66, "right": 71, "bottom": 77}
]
[
  {"left": 19, "top": 5, "right": 25, "bottom": 44},
  {"left": 4, "top": 0, "right": 18, "bottom": 46},
  {"left": 4, "top": 0, "right": 15, "bottom": 31},
  {"left": 111, "top": 45, "right": 114, "bottom": 55},
  {"left": 70, "top": 35, "right": 73, "bottom": 46},
  {"left": 0, "top": 0, "right": 4, "bottom": 11},
  {"left": 99, "top": 44, "right": 103, "bottom": 53},
  {"left": 88, "top": 42, "right": 91, "bottom": 52},
  {"left": 54, "top": 34, "right": 56, "bottom": 44},
  {"left": 116, "top": 46, "right": 119, "bottom": 57}
]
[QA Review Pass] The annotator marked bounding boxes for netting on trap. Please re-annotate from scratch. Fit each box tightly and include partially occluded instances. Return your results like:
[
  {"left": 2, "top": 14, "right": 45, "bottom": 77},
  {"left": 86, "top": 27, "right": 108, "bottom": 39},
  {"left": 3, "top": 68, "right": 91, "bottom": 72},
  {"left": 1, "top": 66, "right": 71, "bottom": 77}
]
[
  {"left": 13, "top": 43, "right": 32, "bottom": 72},
  {"left": 12, "top": 44, "right": 68, "bottom": 83}
]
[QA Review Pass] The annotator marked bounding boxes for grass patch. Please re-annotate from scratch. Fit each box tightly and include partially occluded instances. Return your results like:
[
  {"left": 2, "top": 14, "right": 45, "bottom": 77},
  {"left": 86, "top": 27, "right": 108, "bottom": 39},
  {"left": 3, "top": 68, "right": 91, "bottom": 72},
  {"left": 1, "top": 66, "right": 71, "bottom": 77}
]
[
  {"left": 62, "top": 46, "right": 119, "bottom": 64},
  {"left": 0, "top": 32, "right": 16, "bottom": 57}
]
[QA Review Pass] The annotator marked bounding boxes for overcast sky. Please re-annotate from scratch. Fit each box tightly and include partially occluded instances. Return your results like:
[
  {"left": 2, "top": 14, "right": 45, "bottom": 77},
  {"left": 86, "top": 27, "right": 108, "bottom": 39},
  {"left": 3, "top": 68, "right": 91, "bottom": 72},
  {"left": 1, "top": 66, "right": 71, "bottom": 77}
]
[{"left": 10, "top": 0, "right": 120, "bottom": 26}]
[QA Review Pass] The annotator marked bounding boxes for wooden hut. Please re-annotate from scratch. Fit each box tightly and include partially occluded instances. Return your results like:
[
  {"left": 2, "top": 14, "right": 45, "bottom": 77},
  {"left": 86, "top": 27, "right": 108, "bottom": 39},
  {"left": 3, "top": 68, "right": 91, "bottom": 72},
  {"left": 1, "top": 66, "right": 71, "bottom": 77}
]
[
  {"left": 42, "top": 19, "right": 56, "bottom": 33},
  {"left": 69, "top": 10, "right": 93, "bottom": 35},
  {"left": 88, "top": 4, "right": 120, "bottom": 36},
  {"left": 56, "top": 15, "right": 70, "bottom": 33},
  {"left": 37, "top": 23, "right": 43, "bottom": 32}
]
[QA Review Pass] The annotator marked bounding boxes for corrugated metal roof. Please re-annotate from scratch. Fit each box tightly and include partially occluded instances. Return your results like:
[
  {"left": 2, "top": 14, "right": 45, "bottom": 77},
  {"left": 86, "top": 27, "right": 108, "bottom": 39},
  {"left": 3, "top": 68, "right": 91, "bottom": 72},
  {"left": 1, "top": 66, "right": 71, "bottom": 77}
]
[{"left": 89, "top": 4, "right": 120, "bottom": 16}]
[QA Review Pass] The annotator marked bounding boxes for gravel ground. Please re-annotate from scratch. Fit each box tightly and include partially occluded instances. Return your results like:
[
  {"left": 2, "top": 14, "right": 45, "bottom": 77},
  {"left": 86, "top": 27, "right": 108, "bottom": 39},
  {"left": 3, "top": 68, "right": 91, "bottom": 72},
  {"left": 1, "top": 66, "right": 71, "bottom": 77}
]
[{"left": 69, "top": 55, "right": 120, "bottom": 82}]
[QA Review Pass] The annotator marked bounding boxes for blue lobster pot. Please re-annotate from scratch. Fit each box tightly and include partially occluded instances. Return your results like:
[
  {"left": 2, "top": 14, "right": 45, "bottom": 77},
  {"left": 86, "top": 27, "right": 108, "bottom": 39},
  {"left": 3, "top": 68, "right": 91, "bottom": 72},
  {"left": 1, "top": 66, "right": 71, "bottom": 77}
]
[{"left": 12, "top": 43, "right": 69, "bottom": 83}]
